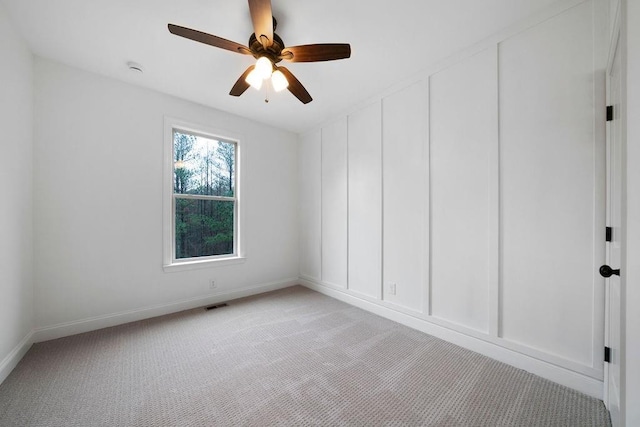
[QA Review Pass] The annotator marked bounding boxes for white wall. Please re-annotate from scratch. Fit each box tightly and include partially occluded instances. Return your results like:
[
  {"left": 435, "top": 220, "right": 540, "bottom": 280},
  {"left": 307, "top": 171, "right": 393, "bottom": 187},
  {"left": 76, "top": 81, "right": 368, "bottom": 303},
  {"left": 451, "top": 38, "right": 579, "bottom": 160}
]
[
  {"left": 32, "top": 59, "right": 299, "bottom": 337},
  {"left": 623, "top": 0, "right": 640, "bottom": 424},
  {"left": 321, "top": 118, "right": 348, "bottom": 289},
  {"left": 298, "top": 129, "right": 321, "bottom": 281},
  {"left": 429, "top": 49, "right": 496, "bottom": 332},
  {"left": 348, "top": 102, "right": 382, "bottom": 300},
  {"left": 383, "top": 81, "right": 428, "bottom": 312},
  {"left": 498, "top": 2, "right": 600, "bottom": 368},
  {"left": 0, "top": 3, "right": 34, "bottom": 382},
  {"left": 299, "top": 0, "right": 607, "bottom": 398}
]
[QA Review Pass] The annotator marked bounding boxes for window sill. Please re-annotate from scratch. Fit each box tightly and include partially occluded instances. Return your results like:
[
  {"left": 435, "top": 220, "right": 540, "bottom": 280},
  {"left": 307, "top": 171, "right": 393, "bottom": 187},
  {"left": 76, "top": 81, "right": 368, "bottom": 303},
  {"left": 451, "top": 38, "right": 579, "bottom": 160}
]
[{"left": 163, "top": 256, "right": 246, "bottom": 273}]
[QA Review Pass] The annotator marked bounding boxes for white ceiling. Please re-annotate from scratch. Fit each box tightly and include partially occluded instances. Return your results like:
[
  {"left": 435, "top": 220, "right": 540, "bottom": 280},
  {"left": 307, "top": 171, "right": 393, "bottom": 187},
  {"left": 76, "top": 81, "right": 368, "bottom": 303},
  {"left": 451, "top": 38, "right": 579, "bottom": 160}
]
[{"left": 1, "top": 0, "right": 562, "bottom": 134}]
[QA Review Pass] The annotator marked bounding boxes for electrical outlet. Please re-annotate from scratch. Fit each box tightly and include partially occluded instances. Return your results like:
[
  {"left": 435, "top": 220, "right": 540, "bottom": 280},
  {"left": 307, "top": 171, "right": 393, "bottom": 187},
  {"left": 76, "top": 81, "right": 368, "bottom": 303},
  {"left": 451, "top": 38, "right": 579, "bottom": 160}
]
[
  {"left": 389, "top": 283, "right": 397, "bottom": 296},
  {"left": 209, "top": 279, "right": 216, "bottom": 290}
]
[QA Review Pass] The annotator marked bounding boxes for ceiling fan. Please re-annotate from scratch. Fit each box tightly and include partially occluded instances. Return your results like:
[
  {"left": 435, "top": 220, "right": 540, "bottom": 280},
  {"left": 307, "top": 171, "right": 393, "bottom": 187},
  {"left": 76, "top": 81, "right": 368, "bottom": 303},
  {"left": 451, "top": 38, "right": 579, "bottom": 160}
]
[{"left": 168, "top": 0, "right": 351, "bottom": 104}]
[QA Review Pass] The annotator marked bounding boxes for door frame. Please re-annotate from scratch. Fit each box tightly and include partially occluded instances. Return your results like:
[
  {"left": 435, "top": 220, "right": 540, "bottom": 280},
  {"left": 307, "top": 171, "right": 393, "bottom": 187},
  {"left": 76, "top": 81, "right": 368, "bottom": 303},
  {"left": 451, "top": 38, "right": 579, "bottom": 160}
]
[{"left": 604, "top": 5, "right": 624, "bottom": 424}]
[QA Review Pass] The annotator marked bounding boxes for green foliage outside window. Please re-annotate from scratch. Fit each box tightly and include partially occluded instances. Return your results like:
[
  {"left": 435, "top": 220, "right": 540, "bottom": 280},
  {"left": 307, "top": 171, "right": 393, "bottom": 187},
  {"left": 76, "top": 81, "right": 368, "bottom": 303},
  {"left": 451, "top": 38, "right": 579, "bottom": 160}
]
[{"left": 173, "top": 131, "right": 236, "bottom": 259}]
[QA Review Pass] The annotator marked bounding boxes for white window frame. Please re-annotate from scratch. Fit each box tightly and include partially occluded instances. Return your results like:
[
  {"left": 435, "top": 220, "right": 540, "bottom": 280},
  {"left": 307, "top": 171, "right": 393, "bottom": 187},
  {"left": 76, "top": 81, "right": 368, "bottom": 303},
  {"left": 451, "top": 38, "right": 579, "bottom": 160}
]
[{"left": 163, "top": 117, "right": 245, "bottom": 272}]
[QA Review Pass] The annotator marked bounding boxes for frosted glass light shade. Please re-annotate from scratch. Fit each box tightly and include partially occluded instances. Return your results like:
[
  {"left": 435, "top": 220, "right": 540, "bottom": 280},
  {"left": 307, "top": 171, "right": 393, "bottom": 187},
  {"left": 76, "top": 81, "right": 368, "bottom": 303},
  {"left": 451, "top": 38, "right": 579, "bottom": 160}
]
[
  {"left": 255, "top": 57, "right": 272, "bottom": 80},
  {"left": 271, "top": 70, "right": 289, "bottom": 92},
  {"left": 245, "top": 69, "right": 263, "bottom": 90}
]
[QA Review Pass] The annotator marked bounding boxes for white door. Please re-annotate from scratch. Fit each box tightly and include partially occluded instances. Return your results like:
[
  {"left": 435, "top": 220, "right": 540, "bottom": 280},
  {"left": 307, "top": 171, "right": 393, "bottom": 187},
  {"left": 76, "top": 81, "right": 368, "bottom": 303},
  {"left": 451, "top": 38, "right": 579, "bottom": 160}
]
[{"left": 604, "top": 31, "right": 622, "bottom": 427}]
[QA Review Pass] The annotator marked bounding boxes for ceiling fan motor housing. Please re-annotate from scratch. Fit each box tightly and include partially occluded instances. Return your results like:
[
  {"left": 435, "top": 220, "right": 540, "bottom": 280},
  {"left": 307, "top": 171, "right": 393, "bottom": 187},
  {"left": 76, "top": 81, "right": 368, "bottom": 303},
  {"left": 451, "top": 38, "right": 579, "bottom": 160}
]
[{"left": 248, "top": 31, "right": 285, "bottom": 63}]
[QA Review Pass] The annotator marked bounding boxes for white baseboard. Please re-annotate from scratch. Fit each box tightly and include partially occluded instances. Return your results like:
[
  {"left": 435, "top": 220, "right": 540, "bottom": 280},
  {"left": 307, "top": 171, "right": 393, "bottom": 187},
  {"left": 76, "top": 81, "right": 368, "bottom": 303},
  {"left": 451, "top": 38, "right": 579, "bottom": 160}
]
[
  {"left": 300, "top": 279, "right": 604, "bottom": 400},
  {"left": 0, "top": 332, "right": 34, "bottom": 385},
  {"left": 33, "top": 278, "right": 298, "bottom": 343}
]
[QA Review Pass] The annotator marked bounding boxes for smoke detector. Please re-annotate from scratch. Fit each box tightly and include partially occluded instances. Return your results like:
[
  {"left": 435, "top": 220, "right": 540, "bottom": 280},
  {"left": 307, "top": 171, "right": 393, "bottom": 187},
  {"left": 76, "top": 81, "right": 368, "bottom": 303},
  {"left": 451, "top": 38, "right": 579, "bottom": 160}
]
[{"left": 127, "top": 61, "right": 144, "bottom": 73}]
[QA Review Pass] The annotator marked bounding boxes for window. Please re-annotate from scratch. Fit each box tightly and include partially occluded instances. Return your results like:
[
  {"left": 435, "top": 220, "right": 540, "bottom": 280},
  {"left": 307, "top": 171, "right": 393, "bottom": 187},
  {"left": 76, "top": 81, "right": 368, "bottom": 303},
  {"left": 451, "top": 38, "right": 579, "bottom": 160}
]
[{"left": 164, "top": 118, "right": 244, "bottom": 271}]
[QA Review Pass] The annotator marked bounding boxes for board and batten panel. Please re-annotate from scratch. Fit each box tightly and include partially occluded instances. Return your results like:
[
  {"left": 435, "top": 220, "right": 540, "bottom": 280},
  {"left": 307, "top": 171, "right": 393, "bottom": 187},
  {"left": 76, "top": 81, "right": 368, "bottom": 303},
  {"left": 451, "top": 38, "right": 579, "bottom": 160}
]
[
  {"left": 298, "top": 129, "right": 321, "bottom": 280},
  {"left": 321, "top": 118, "right": 348, "bottom": 288},
  {"left": 382, "top": 81, "right": 428, "bottom": 312},
  {"left": 429, "top": 47, "right": 498, "bottom": 333},
  {"left": 499, "top": 1, "right": 598, "bottom": 367},
  {"left": 608, "top": 0, "right": 620, "bottom": 43},
  {"left": 348, "top": 101, "right": 382, "bottom": 299}
]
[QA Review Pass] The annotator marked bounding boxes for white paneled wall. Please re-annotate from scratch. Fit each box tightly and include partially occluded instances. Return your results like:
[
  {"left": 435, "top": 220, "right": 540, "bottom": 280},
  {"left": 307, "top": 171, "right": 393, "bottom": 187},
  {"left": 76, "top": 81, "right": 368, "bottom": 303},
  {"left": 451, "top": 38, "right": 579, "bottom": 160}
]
[
  {"left": 608, "top": 0, "right": 620, "bottom": 41},
  {"left": 382, "top": 81, "right": 428, "bottom": 312},
  {"left": 429, "top": 47, "right": 498, "bottom": 333},
  {"left": 348, "top": 102, "right": 383, "bottom": 299},
  {"left": 299, "top": 0, "right": 606, "bottom": 397},
  {"left": 298, "top": 130, "right": 321, "bottom": 281},
  {"left": 499, "top": 0, "right": 599, "bottom": 368},
  {"left": 321, "top": 119, "right": 348, "bottom": 289}
]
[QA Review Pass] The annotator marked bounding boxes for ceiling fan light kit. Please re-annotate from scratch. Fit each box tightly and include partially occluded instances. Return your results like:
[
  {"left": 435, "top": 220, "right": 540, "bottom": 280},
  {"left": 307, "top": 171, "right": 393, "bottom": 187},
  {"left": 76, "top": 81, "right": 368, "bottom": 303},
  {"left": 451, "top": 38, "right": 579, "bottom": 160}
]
[
  {"left": 244, "top": 56, "right": 288, "bottom": 94},
  {"left": 271, "top": 69, "right": 288, "bottom": 92},
  {"left": 253, "top": 56, "right": 273, "bottom": 80},
  {"left": 168, "top": 0, "right": 351, "bottom": 104},
  {"left": 244, "top": 67, "right": 264, "bottom": 90}
]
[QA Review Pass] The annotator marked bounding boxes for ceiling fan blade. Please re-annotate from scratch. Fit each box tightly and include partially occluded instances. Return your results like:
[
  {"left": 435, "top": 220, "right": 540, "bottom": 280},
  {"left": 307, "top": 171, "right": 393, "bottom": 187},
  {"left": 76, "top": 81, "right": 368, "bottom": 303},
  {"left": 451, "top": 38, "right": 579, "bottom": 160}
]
[
  {"left": 168, "top": 24, "right": 251, "bottom": 55},
  {"left": 277, "top": 66, "right": 312, "bottom": 104},
  {"left": 229, "top": 65, "right": 256, "bottom": 97},
  {"left": 280, "top": 44, "right": 351, "bottom": 62},
  {"left": 248, "top": 0, "right": 273, "bottom": 49}
]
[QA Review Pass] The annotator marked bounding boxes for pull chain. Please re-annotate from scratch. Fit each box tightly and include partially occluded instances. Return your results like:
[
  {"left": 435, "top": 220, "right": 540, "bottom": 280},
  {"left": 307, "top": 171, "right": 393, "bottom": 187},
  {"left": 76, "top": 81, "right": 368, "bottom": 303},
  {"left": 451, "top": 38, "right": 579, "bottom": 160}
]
[{"left": 264, "top": 81, "right": 270, "bottom": 103}]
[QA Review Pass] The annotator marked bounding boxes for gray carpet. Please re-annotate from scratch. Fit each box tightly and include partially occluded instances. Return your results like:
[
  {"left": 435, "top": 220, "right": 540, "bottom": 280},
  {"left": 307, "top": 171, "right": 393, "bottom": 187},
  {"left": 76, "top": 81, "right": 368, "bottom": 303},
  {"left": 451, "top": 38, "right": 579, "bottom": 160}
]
[{"left": 0, "top": 286, "right": 610, "bottom": 426}]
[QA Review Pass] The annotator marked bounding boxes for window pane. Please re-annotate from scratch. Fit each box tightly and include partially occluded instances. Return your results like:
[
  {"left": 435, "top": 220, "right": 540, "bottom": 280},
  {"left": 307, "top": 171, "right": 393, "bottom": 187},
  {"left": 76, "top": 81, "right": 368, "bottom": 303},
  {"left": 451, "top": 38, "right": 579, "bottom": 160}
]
[
  {"left": 173, "top": 131, "right": 235, "bottom": 197},
  {"left": 175, "top": 198, "right": 234, "bottom": 259}
]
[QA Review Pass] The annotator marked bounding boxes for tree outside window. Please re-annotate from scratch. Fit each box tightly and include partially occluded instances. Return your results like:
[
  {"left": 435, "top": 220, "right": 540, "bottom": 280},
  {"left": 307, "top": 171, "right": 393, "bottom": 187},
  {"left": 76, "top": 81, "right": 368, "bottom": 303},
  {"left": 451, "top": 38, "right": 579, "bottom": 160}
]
[{"left": 172, "top": 130, "right": 237, "bottom": 259}]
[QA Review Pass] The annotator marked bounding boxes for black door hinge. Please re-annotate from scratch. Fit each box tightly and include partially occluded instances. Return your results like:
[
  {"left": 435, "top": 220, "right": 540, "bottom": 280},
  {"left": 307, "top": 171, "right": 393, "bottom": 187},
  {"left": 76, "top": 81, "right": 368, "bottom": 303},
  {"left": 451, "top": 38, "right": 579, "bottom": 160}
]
[
  {"left": 606, "top": 227, "right": 612, "bottom": 242},
  {"left": 607, "top": 106, "right": 614, "bottom": 121},
  {"left": 604, "top": 346, "right": 611, "bottom": 363}
]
